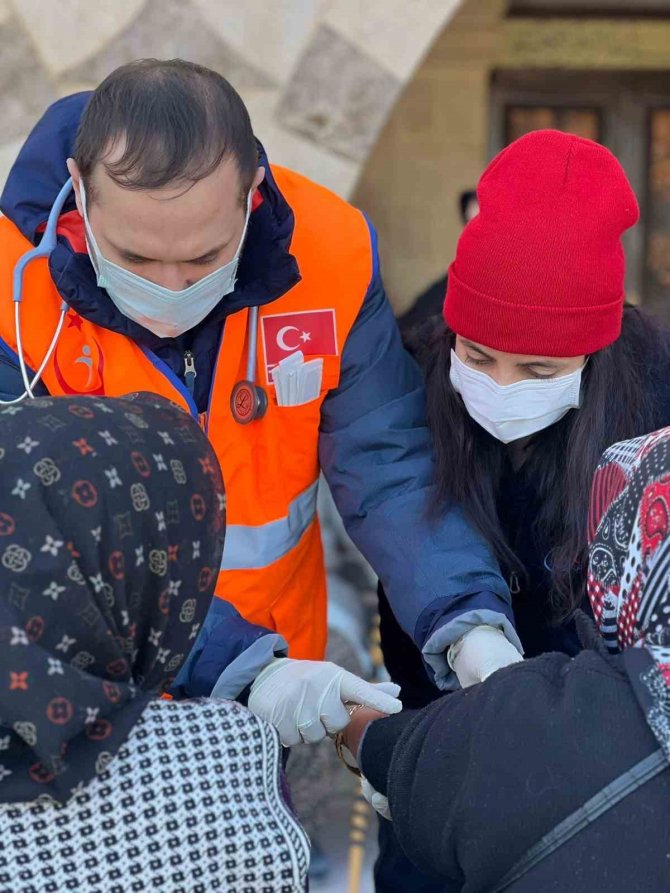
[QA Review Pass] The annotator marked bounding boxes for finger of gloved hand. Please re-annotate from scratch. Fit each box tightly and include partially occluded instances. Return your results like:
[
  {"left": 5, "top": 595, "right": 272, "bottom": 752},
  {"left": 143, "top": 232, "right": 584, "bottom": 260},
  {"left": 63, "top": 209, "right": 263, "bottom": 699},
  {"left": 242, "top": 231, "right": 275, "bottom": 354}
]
[
  {"left": 297, "top": 716, "right": 327, "bottom": 744},
  {"left": 276, "top": 722, "right": 303, "bottom": 748},
  {"left": 320, "top": 696, "right": 351, "bottom": 735},
  {"left": 373, "top": 681, "right": 401, "bottom": 699},
  {"left": 452, "top": 625, "right": 523, "bottom": 688},
  {"left": 362, "top": 777, "right": 392, "bottom": 821},
  {"left": 372, "top": 792, "right": 392, "bottom": 821},
  {"left": 339, "top": 672, "right": 402, "bottom": 714},
  {"left": 480, "top": 652, "right": 523, "bottom": 682}
]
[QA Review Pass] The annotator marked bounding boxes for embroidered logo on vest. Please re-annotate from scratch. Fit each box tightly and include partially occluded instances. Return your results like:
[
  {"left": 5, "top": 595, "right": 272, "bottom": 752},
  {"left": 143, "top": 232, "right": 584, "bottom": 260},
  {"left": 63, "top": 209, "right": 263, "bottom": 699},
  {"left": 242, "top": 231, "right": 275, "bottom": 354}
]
[{"left": 52, "top": 313, "right": 105, "bottom": 395}]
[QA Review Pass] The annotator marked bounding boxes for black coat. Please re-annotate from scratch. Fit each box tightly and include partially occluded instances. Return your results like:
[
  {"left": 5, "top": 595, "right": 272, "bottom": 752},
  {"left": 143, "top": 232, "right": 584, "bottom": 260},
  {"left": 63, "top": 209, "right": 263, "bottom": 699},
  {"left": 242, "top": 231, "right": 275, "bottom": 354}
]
[
  {"left": 361, "top": 621, "right": 670, "bottom": 892},
  {"left": 397, "top": 277, "right": 447, "bottom": 338}
]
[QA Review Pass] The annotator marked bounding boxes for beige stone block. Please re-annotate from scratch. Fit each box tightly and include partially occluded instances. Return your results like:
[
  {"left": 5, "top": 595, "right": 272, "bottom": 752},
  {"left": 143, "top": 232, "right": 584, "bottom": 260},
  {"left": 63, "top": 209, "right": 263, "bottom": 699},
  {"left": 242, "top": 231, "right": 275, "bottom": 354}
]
[
  {"left": 10, "top": 0, "right": 146, "bottom": 75},
  {"left": 0, "top": 17, "right": 56, "bottom": 143},
  {"left": 277, "top": 25, "right": 399, "bottom": 162},
  {"left": 0, "top": 137, "right": 27, "bottom": 194},
  {"left": 323, "top": 0, "right": 462, "bottom": 81},
  {"left": 0, "top": 0, "right": 12, "bottom": 26},
  {"left": 243, "top": 88, "right": 359, "bottom": 198},
  {"left": 62, "top": 0, "right": 273, "bottom": 89},
  {"left": 192, "top": 0, "right": 323, "bottom": 85}
]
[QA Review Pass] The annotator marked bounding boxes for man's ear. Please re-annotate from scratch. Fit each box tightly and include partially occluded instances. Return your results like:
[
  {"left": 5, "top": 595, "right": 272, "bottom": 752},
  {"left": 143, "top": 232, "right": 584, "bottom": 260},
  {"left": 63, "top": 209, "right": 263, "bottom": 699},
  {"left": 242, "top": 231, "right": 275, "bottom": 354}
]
[
  {"left": 66, "top": 158, "right": 83, "bottom": 216},
  {"left": 252, "top": 165, "right": 265, "bottom": 193}
]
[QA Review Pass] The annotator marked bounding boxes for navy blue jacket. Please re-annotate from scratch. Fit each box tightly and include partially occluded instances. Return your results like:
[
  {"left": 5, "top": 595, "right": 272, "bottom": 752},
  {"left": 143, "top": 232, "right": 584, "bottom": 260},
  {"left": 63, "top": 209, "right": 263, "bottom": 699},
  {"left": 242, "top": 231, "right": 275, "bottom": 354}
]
[{"left": 0, "top": 93, "right": 512, "bottom": 697}]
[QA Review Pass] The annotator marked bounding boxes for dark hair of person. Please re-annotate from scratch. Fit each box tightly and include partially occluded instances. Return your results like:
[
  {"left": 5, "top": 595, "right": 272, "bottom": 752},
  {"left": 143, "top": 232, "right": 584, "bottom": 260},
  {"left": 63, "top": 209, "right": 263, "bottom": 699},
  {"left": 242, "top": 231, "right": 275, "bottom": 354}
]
[
  {"left": 407, "top": 306, "right": 667, "bottom": 619},
  {"left": 74, "top": 58, "right": 258, "bottom": 203},
  {"left": 458, "top": 190, "right": 477, "bottom": 224}
]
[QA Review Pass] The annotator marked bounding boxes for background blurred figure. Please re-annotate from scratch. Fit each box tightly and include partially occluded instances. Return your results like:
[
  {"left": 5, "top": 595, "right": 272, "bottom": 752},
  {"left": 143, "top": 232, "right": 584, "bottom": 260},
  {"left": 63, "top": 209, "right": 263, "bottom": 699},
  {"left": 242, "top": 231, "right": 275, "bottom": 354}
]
[{"left": 397, "top": 190, "right": 478, "bottom": 337}]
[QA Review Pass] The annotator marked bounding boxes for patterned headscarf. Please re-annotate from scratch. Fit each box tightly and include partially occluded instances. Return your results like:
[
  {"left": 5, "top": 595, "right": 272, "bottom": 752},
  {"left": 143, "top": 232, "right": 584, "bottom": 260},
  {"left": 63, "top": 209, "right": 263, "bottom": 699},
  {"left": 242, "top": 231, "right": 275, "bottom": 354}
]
[
  {"left": 588, "top": 427, "right": 670, "bottom": 759},
  {"left": 0, "top": 394, "right": 225, "bottom": 803}
]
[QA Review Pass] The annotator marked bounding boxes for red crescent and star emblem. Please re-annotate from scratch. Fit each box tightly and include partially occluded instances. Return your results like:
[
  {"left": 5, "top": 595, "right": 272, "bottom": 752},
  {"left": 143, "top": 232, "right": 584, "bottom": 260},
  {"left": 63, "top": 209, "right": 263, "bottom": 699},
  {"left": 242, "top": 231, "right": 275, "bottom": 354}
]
[{"left": 261, "top": 309, "right": 337, "bottom": 384}]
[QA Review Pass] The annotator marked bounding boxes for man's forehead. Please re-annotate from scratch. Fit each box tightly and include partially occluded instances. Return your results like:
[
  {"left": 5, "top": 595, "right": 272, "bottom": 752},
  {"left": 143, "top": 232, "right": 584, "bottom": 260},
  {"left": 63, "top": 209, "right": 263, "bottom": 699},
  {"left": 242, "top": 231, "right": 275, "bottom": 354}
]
[
  {"left": 88, "top": 153, "right": 243, "bottom": 208},
  {"left": 86, "top": 156, "right": 247, "bottom": 263}
]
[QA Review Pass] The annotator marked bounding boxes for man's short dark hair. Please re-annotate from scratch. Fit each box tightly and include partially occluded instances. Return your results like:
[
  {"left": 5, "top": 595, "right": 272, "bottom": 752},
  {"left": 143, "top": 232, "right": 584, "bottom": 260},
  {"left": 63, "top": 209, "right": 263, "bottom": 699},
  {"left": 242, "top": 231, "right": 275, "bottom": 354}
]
[{"left": 75, "top": 58, "right": 258, "bottom": 203}]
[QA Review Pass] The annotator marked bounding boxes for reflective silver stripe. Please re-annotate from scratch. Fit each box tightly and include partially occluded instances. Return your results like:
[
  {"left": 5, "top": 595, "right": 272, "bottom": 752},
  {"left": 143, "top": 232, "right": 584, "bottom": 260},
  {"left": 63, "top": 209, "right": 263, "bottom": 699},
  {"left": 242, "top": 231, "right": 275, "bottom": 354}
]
[{"left": 221, "top": 480, "right": 319, "bottom": 571}]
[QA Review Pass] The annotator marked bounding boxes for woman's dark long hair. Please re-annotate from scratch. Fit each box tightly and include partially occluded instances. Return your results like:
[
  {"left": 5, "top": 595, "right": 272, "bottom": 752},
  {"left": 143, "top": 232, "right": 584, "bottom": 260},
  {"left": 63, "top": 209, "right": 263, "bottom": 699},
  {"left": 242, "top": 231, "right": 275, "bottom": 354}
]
[{"left": 409, "top": 306, "right": 668, "bottom": 619}]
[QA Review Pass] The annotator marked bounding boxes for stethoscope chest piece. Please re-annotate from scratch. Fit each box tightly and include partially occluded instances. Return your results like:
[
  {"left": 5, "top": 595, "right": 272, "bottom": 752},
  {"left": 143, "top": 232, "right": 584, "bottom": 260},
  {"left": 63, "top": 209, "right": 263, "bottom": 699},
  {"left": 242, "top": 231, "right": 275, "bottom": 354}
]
[{"left": 231, "top": 379, "right": 268, "bottom": 424}]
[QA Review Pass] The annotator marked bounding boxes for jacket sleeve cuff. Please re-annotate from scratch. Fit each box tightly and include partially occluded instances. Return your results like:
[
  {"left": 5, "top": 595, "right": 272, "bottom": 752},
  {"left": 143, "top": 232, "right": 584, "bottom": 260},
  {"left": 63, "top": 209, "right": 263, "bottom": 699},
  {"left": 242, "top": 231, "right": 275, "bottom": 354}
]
[
  {"left": 359, "top": 711, "right": 420, "bottom": 795},
  {"left": 210, "top": 634, "right": 289, "bottom": 700},
  {"left": 170, "top": 596, "right": 287, "bottom": 699},
  {"left": 420, "top": 599, "right": 523, "bottom": 691}
]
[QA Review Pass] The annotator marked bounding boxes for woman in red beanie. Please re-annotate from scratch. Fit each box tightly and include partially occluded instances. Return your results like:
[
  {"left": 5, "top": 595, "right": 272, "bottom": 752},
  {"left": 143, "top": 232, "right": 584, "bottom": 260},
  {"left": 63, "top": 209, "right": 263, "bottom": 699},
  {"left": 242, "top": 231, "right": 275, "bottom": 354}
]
[{"left": 372, "top": 130, "right": 670, "bottom": 892}]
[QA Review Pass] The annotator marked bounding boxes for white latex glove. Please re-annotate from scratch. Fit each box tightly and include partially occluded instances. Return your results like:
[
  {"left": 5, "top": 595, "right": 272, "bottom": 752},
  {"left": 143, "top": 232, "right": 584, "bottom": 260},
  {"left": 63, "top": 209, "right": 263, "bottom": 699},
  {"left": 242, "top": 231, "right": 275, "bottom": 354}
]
[
  {"left": 247, "top": 658, "right": 402, "bottom": 746},
  {"left": 448, "top": 625, "right": 523, "bottom": 688},
  {"left": 362, "top": 777, "right": 392, "bottom": 821}
]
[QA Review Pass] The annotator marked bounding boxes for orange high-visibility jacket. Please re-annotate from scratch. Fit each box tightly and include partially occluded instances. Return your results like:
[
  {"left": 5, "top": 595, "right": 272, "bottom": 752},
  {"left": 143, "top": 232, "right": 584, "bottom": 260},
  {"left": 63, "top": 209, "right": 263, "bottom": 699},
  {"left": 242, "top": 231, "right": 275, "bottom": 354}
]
[
  {"left": 0, "top": 116, "right": 513, "bottom": 698},
  {"left": 0, "top": 166, "right": 371, "bottom": 666}
]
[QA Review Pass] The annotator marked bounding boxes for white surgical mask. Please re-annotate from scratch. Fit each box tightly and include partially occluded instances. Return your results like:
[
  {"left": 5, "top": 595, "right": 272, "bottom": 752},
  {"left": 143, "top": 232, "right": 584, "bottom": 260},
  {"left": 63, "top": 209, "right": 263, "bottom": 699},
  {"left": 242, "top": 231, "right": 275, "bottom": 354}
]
[
  {"left": 80, "top": 181, "right": 251, "bottom": 339},
  {"left": 449, "top": 349, "right": 584, "bottom": 443}
]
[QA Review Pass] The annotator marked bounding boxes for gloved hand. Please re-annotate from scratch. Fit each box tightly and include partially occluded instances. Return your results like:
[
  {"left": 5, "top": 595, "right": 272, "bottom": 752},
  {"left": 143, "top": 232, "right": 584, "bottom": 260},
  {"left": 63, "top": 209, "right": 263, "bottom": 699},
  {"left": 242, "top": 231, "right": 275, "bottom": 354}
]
[
  {"left": 448, "top": 624, "right": 523, "bottom": 688},
  {"left": 362, "top": 777, "right": 392, "bottom": 821},
  {"left": 248, "top": 658, "right": 402, "bottom": 747}
]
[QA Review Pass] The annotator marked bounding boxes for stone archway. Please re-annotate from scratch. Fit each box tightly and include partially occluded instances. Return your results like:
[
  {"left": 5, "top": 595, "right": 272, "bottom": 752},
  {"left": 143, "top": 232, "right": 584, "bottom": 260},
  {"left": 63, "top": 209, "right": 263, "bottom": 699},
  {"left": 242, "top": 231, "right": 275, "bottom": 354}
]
[{"left": 0, "top": 0, "right": 462, "bottom": 196}]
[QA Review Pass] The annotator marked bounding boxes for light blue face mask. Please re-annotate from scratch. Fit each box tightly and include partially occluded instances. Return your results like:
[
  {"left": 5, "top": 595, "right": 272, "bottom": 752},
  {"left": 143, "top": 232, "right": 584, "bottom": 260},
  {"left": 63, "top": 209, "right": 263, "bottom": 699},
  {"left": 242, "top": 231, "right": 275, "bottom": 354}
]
[{"left": 80, "top": 181, "right": 251, "bottom": 338}]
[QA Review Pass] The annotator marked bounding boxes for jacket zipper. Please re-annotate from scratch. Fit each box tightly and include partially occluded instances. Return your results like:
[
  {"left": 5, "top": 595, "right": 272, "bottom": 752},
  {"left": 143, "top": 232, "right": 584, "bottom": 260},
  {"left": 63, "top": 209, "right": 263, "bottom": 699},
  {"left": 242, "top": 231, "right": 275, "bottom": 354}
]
[{"left": 184, "top": 350, "right": 197, "bottom": 397}]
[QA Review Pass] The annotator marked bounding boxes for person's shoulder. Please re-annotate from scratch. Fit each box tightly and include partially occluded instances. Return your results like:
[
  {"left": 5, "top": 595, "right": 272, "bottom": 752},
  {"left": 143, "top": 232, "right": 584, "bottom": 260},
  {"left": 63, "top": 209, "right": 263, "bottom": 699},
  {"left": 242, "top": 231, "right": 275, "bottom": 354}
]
[
  {"left": 456, "top": 648, "right": 629, "bottom": 720},
  {"left": 270, "top": 163, "right": 360, "bottom": 219},
  {"left": 134, "top": 697, "right": 275, "bottom": 753},
  {"left": 145, "top": 695, "right": 267, "bottom": 725}
]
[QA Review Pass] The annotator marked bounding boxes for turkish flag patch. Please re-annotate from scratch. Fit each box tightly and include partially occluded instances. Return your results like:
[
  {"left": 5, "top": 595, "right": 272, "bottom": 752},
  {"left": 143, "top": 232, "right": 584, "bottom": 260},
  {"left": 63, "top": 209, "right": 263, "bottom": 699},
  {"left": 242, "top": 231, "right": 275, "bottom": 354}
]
[{"left": 261, "top": 310, "right": 338, "bottom": 383}]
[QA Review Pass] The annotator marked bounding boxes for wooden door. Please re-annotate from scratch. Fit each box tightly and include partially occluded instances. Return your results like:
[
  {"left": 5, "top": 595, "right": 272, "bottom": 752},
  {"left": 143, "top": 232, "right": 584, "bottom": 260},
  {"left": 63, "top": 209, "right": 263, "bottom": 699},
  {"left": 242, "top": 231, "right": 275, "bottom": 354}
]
[{"left": 491, "top": 70, "right": 670, "bottom": 315}]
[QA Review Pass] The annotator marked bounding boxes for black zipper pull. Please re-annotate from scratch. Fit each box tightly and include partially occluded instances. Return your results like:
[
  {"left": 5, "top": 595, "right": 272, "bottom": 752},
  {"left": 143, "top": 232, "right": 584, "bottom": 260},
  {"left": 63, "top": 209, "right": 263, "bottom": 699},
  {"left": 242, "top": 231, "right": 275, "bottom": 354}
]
[
  {"left": 184, "top": 350, "right": 197, "bottom": 397},
  {"left": 510, "top": 571, "right": 521, "bottom": 595}
]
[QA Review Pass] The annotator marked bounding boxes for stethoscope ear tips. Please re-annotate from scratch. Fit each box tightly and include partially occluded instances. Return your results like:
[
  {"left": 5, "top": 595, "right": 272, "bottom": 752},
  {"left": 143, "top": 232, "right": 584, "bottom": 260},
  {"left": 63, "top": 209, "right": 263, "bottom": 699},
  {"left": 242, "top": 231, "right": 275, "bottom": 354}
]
[{"left": 231, "top": 379, "right": 268, "bottom": 425}]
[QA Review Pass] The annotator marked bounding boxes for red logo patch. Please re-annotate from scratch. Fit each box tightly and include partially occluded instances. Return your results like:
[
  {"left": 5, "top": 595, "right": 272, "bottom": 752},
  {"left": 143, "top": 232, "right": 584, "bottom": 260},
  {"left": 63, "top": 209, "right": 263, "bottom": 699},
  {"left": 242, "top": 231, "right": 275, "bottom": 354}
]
[
  {"left": 261, "top": 310, "right": 337, "bottom": 384},
  {"left": 53, "top": 313, "right": 105, "bottom": 395}
]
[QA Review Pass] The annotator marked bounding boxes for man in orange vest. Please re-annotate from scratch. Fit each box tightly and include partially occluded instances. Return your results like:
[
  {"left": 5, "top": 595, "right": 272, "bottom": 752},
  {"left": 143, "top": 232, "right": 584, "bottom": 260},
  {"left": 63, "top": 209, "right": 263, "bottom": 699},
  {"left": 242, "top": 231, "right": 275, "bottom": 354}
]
[{"left": 0, "top": 61, "right": 516, "bottom": 750}]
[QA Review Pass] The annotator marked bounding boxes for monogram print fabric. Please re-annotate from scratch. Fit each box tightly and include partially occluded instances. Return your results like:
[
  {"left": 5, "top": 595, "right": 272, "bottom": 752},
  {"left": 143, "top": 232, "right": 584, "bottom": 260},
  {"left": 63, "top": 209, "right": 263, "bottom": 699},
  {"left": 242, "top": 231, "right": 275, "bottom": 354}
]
[
  {"left": 588, "top": 428, "right": 670, "bottom": 758},
  {"left": 0, "top": 394, "right": 225, "bottom": 803}
]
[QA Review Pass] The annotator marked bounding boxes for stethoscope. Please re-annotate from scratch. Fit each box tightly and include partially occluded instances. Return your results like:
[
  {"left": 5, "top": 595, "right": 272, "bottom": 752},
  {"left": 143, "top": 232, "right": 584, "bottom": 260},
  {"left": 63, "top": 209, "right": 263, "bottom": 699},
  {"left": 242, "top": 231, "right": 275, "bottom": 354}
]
[
  {"left": 0, "top": 177, "right": 73, "bottom": 406},
  {"left": 230, "top": 305, "right": 268, "bottom": 424},
  {"left": 2, "top": 175, "right": 269, "bottom": 423}
]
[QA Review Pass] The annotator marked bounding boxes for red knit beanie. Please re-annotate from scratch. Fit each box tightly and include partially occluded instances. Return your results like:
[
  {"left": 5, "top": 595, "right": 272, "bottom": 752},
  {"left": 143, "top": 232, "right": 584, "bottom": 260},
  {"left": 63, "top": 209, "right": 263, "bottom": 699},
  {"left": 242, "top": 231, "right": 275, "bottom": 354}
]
[{"left": 443, "top": 130, "right": 639, "bottom": 356}]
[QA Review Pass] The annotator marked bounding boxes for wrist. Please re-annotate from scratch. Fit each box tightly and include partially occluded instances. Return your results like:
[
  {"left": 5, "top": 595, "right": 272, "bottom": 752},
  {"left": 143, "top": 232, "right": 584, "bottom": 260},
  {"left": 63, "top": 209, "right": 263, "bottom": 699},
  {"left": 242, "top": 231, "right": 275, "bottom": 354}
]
[{"left": 341, "top": 708, "right": 386, "bottom": 760}]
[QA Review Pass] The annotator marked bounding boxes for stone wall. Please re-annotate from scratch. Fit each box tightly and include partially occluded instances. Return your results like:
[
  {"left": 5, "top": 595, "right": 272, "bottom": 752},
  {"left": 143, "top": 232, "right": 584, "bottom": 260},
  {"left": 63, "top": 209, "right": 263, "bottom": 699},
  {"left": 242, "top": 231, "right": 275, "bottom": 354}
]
[
  {"left": 0, "top": 0, "right": 461, "bottom": 199},
  {"left": 354, "top": 0, "right": 506, "bottom": 312}
]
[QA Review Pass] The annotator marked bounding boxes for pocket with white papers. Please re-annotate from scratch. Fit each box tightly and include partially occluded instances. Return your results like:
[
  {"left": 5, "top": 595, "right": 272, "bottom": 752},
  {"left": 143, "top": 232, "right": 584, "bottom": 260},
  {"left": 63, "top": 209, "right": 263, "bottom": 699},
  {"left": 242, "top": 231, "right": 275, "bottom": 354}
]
[{"left": 271, "top": 351, "right": 324, "bottom": 406}]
